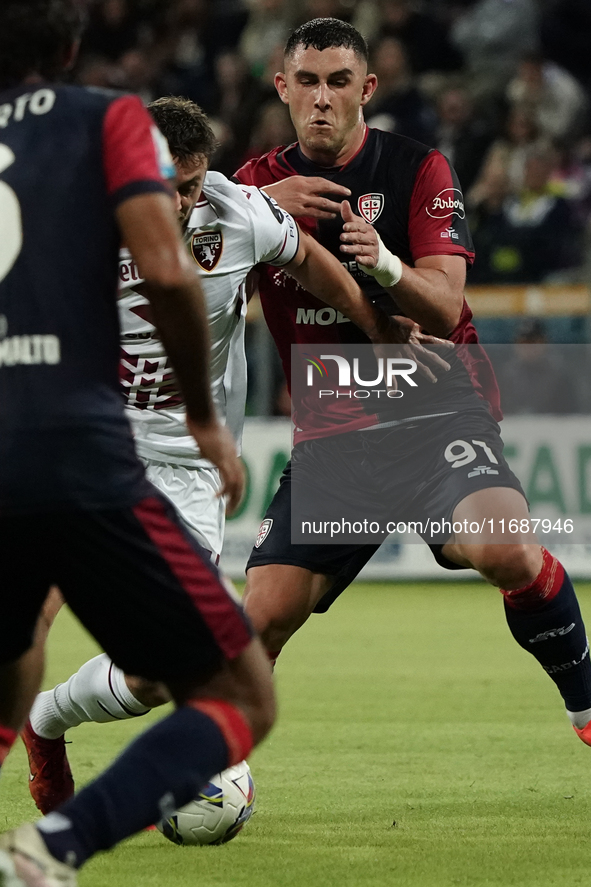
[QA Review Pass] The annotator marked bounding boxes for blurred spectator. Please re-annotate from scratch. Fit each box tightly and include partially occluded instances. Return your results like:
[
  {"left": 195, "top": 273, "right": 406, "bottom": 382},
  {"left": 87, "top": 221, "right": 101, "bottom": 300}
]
[
  {"left": 240, "top": 0, "right": 292, "bottom": 77},
  {"left": 468, "top": 167, "right": 513, "bottom": 282},
  {"left": 156, "top": 0, "right": 213, "bottom": 107},
  {"left": 469, "top": 105, "right": 541, "bottom": 204},
  {"left": 470, "top": 143, "right": 581, "bottom": 284},
  {"left": 256, "top": 42, "right": 289, "bottom": 104},
  {"left": 76, "top": 54, "right": 119, "bottom": 89},
  {"left": 550, "top": 140, "right": 591, "bottom": 225},
  {"left": 156, "top": 1, "right": 247, "bottom": 105},
  {"left": 542, "top": 0, "right": 591, "bottom": 94},
  {"left": 494, "top": 320, "right": 580, "bottom": 414},
  {"left": 119, "top": 49, "right": 160, "bottom": 102},
  {"left": 451, "top": 0, "right": 539, "bottom": 99},
  {"left": 376, "top": 0, "right": 462, "bottom": 75},
  {"left": 208, "top": 50, "right": 268, "bottom": 174},
  {"left": 299, "top": 0, "right": 355, "bottom": 21},
  {"left": 81, "top": 0, "right": 143, "bottom": 62},
  {"left": 366, "top": 37, "right": 437, "bottom": 145},
  {"left": 434, "top": 85, "right": 494, "bottom": 192},
  {"left": 241, "top": 100, "right": 296, "bottom": 166},
  {"left": 507, "top": 54, "right": 588, "bottom": 141}
]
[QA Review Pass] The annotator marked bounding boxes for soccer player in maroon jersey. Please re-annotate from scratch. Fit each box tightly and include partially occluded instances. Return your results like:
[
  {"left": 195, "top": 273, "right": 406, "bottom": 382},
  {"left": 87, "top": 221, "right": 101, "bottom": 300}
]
[{"left": 234, "top": 19, "right": 591, "bottom": 749}]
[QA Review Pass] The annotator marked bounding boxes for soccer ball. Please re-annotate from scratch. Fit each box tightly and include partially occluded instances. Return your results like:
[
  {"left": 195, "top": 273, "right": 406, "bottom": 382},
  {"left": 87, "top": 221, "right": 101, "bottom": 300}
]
[{"left": 156, "top": 761, "right": 255, "bottom": 846}]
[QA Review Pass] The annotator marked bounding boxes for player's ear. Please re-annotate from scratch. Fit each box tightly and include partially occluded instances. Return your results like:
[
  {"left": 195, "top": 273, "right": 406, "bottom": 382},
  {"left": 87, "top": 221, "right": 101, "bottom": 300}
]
[
  {"left": 360, "top": 73, "right": 378, "bottom": 107},
  {"left": 275, "top": 72, "right": 289, "bottom": 104}
]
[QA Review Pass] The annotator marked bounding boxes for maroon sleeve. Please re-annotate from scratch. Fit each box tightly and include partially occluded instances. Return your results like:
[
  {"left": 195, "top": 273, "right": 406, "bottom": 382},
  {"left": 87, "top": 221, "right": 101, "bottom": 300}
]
[
  {"left": 408, "top": 151, "right": 475, "bottom": 266},
  {"left": 102, "top": 94, "right": 169, "bottom": 207},
  {"left": 233, "top": 149, "right": 290, "bottom": 188},
  {"left": 233, "top": 157, "right": 258, "bottom": 185}
]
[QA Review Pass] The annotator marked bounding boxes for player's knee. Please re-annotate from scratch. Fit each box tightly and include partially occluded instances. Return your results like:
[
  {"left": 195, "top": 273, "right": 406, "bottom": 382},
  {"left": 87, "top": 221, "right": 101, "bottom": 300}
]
[
  {"left": 243, "top": 565, "right": 318, "bottom": 643},
  {"left": 472, "top": 543, "right": 541, "bottom": 588}
]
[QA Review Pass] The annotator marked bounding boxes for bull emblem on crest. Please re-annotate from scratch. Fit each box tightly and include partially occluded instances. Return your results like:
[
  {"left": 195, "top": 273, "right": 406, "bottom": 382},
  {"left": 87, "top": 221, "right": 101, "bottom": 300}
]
[{"left": 191, "top": 231, "right": 223, "bottom": 271}]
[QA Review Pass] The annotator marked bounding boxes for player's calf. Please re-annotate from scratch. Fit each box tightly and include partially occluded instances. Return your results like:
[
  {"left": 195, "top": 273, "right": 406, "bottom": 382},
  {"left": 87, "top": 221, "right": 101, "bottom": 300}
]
[
  {"left": 464, "top": 544, "right": 591, "bottom": 736},
  {"left": 497, "top": 548, "right": 591, "bottom": 727},
  {"left": 168, "top": 636, "right": 276, "bottom": 746},
  {"left": 34, "top": 639, "right": 274, "bottom": 871},
  {"left": 124, "top": 676, "right": 170, "bottom": 708}
]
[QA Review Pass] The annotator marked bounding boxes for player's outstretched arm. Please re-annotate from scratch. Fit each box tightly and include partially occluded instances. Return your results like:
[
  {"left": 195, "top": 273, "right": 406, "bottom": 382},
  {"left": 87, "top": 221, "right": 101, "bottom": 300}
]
[
  {"left": 116, "top": 192, "right": 245, "bottom": 512},
  {"left": 262, "top": 176, "right": 351, "bottom": 220},
  {"left": 339, "top": 200, "right": 465, "bottom": 337},
  {"left": 284, "top": 229, "right": 450, "bottom": 382}
]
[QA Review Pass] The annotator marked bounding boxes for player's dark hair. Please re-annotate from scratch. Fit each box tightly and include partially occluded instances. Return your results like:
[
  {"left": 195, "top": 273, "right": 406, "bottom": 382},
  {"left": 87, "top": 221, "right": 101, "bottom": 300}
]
[
  {"left": 285, "top": 18, "right": 369, "bottom": 64},
  {"left": 148, "top": 97, "right": 218, "bottom": 163},
  {"left": 0, "top": 0, "right": 84, "bottom": 89}
]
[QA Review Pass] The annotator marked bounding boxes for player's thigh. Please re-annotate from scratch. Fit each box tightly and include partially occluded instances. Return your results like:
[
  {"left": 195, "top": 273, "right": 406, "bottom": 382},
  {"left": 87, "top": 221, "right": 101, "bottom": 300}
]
[
  {"left": 144, "top": 462, "right": 225, "bottom": 561},
  {"left": 53, "top": 494, "right": 252, "bottom": 684},
  {"left": 246, "top": 458, "right": 378, "bottom": 627},
  {"left": 442, "top": 487, "right": 543, "bottom": 586},
  {"left": 414, "top": 410, "right": 525, "bottom": 542},
  {"left": 0, "top": 515, "right": 52, "bottom": 664}
]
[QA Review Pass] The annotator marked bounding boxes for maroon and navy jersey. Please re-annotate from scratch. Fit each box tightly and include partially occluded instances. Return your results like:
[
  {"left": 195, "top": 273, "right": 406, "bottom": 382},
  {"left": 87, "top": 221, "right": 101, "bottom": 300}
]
[
  {"left": 0, "top": 83, "right": 170, "bottom": 512},
  {"left": 235, "top": 127, "right": 501, "bottom": 440}
]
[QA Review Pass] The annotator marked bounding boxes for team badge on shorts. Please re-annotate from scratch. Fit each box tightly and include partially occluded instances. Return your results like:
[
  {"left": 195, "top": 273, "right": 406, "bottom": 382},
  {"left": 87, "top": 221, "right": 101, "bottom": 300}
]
[
  {"left": 255, "top": 518, "right": 273, "bottom": 548},
  {"left": 358, "top": 193, "right": 384, "bottom": 224},
  {"left": 191, "top": 231, "right": 223, "bottom": 272}
]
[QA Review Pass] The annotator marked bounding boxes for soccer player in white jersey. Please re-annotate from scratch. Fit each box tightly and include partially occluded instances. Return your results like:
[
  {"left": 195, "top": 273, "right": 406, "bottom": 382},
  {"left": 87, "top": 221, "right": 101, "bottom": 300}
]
[{"left": 23, "top": 96, "right": 434, "bottom": 814}]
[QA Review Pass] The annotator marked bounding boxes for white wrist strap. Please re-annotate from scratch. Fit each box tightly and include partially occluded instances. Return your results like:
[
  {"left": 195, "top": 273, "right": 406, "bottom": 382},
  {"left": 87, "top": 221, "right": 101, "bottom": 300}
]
[{"left": 358, "top": 233, "right": 403, "bottom": 288}]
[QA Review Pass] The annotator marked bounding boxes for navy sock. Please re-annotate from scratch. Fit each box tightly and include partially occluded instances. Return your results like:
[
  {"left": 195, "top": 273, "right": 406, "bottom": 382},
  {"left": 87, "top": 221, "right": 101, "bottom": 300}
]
[
  {"left": 37, "top": 705, "right": 230, "bottom": 868},
  {"left": 504, "top": 570, "right": 591, "bottom": 712}
]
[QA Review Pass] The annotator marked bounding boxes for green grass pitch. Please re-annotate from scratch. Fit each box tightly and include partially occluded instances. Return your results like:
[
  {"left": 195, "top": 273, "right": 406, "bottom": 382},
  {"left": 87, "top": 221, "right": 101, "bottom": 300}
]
[{"left": 3, "top": 582, "right": 591, "bottom": 887}]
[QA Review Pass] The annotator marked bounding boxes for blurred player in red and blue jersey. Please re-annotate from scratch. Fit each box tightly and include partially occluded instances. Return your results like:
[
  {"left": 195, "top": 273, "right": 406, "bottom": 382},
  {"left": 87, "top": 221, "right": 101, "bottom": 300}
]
[{"left": 0, "top": 2, "right": 275, "bottom": 885}]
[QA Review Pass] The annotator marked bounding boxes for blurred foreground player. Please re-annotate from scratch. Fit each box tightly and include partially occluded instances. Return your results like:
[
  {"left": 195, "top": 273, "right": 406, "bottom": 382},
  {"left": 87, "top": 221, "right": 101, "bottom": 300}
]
[
  {"left": 0, "top": 3, "right": 275, "bottom": 886},
  {"left": 235, "top": 19, "right": 591, "bottom": 744}
]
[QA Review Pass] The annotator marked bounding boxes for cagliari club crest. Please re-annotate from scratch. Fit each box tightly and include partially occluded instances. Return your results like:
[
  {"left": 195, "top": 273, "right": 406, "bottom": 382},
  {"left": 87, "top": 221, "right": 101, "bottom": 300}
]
[
  {"left": 190, "top": 231, "right": 223, "bottom": 271},
  {"left": 358, "top": 193, "right": 384, "bottom": 224},
  {"left": 255, "top": 518, "right": 273, "bottom": 549}
]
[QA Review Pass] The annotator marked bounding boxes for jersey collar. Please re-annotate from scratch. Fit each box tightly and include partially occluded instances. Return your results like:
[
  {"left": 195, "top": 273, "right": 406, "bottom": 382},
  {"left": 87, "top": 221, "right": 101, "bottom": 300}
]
[{"left": 285, "top": 126, "right": 370, "bottom": 178}]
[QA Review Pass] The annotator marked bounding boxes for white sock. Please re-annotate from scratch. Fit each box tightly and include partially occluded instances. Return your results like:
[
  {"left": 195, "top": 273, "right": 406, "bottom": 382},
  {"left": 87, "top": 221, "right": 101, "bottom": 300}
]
[
  {"left": 29, "top": 654, "right": 151, "bottom": 739},
  {"left": 567, "top": 707, "right": 591, "bottom": 730}
]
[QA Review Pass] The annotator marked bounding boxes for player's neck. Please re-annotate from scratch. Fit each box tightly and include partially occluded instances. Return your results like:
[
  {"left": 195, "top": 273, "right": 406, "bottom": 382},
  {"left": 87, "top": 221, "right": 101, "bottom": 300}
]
[{"left": 298, "top": 123, "right": 367, "bottom": 169}]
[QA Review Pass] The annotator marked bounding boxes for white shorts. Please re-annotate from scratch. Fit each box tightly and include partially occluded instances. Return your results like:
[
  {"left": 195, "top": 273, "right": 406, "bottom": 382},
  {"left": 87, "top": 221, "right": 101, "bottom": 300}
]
[{"left": 143, "top": 462, "right": 225, "bottom": 561}]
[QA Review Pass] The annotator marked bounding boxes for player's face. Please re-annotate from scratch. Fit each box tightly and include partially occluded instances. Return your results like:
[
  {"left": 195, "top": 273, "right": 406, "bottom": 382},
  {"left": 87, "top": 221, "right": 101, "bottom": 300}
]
[
  {"left": 174, "top": 154, "right": 208, "bottom": 224},
  {"left": 276, "top": 46, "right": 377, "bottom": 164}
]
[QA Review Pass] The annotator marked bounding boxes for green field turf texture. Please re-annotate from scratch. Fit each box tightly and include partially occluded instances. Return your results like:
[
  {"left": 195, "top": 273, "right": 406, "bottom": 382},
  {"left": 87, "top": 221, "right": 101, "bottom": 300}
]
[{"left": 3, "top": 582, "right": 591, "bottom": 887}]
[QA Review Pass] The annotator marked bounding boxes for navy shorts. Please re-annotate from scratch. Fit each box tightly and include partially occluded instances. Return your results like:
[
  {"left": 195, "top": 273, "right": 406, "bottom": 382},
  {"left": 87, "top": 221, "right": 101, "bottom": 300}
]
[
  {"left": 1, "top": 491, "right": 252, "bottom": 680},
  {"left": 247, "top": 409, "right": 524, "bottom": 613}
]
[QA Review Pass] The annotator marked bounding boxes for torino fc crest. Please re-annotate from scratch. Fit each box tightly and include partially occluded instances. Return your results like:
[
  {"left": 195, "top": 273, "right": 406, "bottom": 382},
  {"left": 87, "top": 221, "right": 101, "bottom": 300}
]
[
  {"left": 191, "top": 231, "right": 223, "bottom": 271},
  {"left": 358, "top": 193, "right": 384, "bottom": 224}
]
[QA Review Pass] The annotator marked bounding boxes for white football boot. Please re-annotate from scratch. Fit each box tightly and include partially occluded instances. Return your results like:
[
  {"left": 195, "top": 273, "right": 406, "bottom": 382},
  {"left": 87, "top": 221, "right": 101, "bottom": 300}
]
[{"left": 0, "top": 824, "right": 76, "bottom": 887}]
